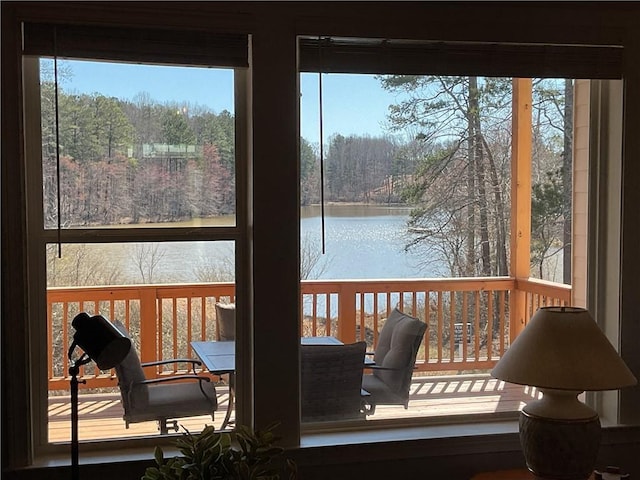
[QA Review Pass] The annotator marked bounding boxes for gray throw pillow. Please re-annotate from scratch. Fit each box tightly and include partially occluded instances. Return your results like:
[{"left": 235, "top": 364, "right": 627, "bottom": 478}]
[{"left": 112, "top": 320, "right": 149, "bottom": 408}]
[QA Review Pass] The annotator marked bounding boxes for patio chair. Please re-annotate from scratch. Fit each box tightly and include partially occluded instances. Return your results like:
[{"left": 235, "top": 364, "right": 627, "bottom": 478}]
[
  {"left": 362, "top": 308, "right": 427, "bottom": 414},
  {"left": 301, "top": 341, "right": 368, "bottom": 422},
  {"left": 112, "top": 320, "right": 218, "bottom": 434},
  {"left": 215, "top": 302, "right": 235, "bottom": 341},
  {"left": 213, "top": 302, "right": 235, "bottom": 387}
]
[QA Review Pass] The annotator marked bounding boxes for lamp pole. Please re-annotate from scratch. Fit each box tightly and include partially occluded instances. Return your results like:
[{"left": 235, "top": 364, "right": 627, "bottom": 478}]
[
  {"left": 69, "top": 348, "right": 90, "bottom": 480},
  {"left": 67, "top": 312, "right": 131, "bottom": 480}
]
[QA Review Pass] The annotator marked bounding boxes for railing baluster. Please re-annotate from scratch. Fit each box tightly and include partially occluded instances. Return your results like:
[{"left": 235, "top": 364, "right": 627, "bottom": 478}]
[
  {"left": 436, "top": 290, "right": 442, "bottom": 363},
  {"left": 157, "top": 299, "right": 164, "bottom": 374},
  {"left": 358, "top": 291, "right": 364, "bottom": 342},
  {"left": 201, "top": 296, "right": 207, "bottom": 341},
  {"left": 473, "top": 290, "right": 480, "bottom": 361},
  {"left": 312, "top": 293, "right": 318, "bottom": 335},
  {"left": 172, "top": 298, "right": 178, "bottom": 372},
  {"left": 499, "top": 290, "right": 506, "bottom": 355},
  {"left": 462, "top": 292, "right": 468, "bottom": 361},
  {"left": 372, "top": 291, "right": 378, "bottom": 348},
  {"left": 487, "top": 290, "right": 494, "bottom": 360},
  {"left": 449, "top": 291, "right": 455, "bottom": 363},
  {"left": 48, "top": 301, "right": 54, "bottom": 381},
  {"left": 63, "top": 302, "right": 70, "bottom": 379},
  {"left": 187, "top": 298, "right": 193, "bottom": 356}
]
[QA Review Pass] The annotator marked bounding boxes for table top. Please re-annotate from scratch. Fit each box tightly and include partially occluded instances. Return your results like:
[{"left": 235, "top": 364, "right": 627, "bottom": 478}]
[{"left": 191, "top": 336, "right": 344, "bottom": 373}]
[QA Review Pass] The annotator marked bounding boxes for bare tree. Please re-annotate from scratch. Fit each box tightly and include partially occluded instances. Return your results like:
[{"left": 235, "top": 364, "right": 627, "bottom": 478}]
[
  {"left": 381, "top": 75, "right": 512, "bottom": 278},
  {"left": 46, "top": 244, "right": 123, "bottom": 287},
  {"left": 193, "top": 245, "right": 235, "bottom": 282},
  {"left": 129, "top": 243, "right": 166, "bottom": 283},
  {"left": 300, "top": 233, "right": 332, "bottom": 280}
]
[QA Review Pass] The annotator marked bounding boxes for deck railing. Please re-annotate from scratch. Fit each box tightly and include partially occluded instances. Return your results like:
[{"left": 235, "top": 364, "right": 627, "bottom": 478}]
[{"left": 47, "top": 277, "right": 570, "bottom": 391}]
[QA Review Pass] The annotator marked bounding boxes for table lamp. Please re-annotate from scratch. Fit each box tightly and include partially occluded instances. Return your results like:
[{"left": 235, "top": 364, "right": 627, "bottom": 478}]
[
  {"left": 68, "top": 312, "right": 131, "bottom": 480},
  {"left": 491, "top": 306, "right": 637, "bottom": 480}
]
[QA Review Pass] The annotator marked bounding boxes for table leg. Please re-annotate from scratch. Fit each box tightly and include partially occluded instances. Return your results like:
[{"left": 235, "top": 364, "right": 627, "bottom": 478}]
[{"left": 220, "top": 373, "right": 235, "bottom": 430}]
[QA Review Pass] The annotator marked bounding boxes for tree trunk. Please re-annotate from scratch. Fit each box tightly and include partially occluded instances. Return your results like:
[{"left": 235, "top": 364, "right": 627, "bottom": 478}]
[
  {"left": 563, "top": 79, "right": 573, "bottom": 285},
  {"left": 481, "top": 135, "right": 508, "bottom": 276},
  {"left": 466, "top": 77, "right": 477, "bottom": 277},
  {"left": 470, "top": 77, "right": 492, "bottom": 277}
]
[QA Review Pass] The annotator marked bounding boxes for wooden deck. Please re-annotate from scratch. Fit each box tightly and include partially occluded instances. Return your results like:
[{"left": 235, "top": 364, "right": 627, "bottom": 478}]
[{"left": 48, "top": 374, "right": 539, "bottom": 443}]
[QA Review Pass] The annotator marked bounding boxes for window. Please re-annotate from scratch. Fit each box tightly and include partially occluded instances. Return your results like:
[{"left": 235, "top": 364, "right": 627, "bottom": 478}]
[
  {"left": 5, "top": 14, "right": 636, "bottom": 469},
  {"left": 22, "top": 24, "right": 248, "bottom": 451},
  {"left": 296, "top": 36, "right": 629, "bottom": 430}
]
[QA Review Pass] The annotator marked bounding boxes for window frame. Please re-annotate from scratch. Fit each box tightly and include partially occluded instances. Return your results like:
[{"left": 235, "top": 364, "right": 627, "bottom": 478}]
[
  {"left": 3, "top": 4, "right": 639, "bottom": 470},
  {"left": 22, "top": 51, "right": 250, "bottom": 455},
  {"left": 294, "top": 34, "right": 638, "bottom": 435}
]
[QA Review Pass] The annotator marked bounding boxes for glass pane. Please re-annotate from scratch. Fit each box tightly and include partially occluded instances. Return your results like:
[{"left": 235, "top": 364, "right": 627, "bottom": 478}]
[
  {"left": 299, "top": 71, "right": 577, "bottom": 425},
  {"left": 47, "top": 241, "right": 235, "bottom": 287},
  {"left": 40, "top": 59, "right": 236, "bottom": 229},
  {"left": 46, "top": 241, "right": 235, "bottom": 442}
]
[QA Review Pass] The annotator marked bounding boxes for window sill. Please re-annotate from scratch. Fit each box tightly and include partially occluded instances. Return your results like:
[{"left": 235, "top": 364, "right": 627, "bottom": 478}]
[
  {"left": 29, "top": 419, "right": 521, "bottom": 470},
  {"left": 19, "top": 423, "right": 639, "bottom": 480},
  {"left": 301, "top": 419, "right": 520, "bottom": 449}
]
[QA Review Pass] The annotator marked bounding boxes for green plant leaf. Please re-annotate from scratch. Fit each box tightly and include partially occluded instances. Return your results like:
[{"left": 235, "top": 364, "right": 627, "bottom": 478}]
[
  {"left": 142, "top": 424, "right": 295, "bottom": 480},
  {"left": 154, "top": 446, "right": 165, "bottom": 466}
]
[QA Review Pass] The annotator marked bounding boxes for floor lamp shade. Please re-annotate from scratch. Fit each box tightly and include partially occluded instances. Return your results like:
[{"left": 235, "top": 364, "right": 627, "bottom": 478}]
[
  {"left": 71, "top": 312, "right": 131, "bottom": 371},
  {"left": 491, "top": 306, "right": 637, "bottom": 480}
]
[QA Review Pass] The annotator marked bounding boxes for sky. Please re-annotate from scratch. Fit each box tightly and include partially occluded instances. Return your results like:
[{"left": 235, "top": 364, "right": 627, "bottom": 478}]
[{"left": 58, "top": 59, "right": 401, "bottom": 144}]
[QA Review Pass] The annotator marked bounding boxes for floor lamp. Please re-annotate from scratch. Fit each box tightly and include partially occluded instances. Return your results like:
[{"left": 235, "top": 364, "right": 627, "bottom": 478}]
[{"left": 68, "top": 313, "right": 131, "bottom": 480}]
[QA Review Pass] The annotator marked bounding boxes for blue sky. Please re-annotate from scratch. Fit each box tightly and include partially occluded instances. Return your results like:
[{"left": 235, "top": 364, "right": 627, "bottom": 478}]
[{"left": 60, "top": 60, "right": 400, "bottom": 143}]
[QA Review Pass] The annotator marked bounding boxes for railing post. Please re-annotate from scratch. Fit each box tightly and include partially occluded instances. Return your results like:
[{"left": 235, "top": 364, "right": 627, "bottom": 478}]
[
  {"left": 510, "top": 78, "right": 533, "bottom": 342},
  {"left": 337, "top": 283, "right": 357, "bottom": 343},
  {"left": 139, "top": 288, "right": 158, "bottom": 376}
]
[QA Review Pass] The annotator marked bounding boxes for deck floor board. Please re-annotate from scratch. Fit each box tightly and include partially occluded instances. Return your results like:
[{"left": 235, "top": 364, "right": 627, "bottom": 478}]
[{"left": 48, "top": 374, "right": 538, "bottom": 443}]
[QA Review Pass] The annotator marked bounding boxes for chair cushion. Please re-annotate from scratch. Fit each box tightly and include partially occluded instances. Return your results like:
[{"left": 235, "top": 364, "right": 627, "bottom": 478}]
[
  {"left": 111, "top": 320, "right": 218, "bottom": 426},
  {"left": 215, "top": 302, "right": 236, "bottom": 341},
  {"left": 374, "top": 313, "right": 427, "bottom": 394},
  {"left": 112, "top": 321, "right": 149, "bottom": 409},
  {"left": 362, "top": 372, "right": 407, "bottom": 406},
  {"left": 374, "top": 307, "right": 409, "bottom": 366},
  {"left": 127, "top": 380, "right": 218, "bottom": 423}
]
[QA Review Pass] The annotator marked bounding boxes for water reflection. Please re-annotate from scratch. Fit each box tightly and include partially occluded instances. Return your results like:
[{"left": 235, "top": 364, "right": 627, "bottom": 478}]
[
  {"left": 48, "top": 205, "right": 439, "bottom": 287},
  {"left": 301, "top": 204, "right": 435, "bottom": 280}
]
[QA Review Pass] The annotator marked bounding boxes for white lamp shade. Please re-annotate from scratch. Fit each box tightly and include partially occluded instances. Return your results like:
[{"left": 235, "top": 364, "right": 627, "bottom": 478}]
[{"left": 491, "top": 306, "right": 636, "bottom": 391}]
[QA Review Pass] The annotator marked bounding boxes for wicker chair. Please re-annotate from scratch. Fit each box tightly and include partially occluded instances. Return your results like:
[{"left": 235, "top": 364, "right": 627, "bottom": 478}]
[
  {"left": 362, "top": 308, "right": 428, "bottom": 414},
  {"left": 112, "top": 321, "right": 218, "bottom": 434},
  {"left": 301, "top": 341, "right": 368, "bottom": 422}
]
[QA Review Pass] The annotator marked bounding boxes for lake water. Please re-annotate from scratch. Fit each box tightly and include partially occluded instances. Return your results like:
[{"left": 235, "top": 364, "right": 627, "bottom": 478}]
[
  {"left": 300, "top": 204, "right": 437, "bottom": 280},
  {"left": 54, "top": 204, "right": 441, "bottom": 285}
]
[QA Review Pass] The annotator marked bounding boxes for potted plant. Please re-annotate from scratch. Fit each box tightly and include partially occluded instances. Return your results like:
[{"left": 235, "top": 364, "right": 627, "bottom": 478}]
[{"left": 142, "top": 424, "right": 296, "bottom": 480}]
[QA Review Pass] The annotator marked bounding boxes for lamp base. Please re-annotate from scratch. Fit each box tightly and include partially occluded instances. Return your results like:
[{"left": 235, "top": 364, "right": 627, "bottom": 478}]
[{"left": 520, "top": 410, "right": 601, "bottom": 480}]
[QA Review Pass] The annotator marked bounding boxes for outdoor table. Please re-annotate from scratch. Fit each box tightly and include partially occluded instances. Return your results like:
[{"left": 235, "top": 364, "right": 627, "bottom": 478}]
[{"left": 190, "top": 336, "right": 345, "bottom": 429}]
